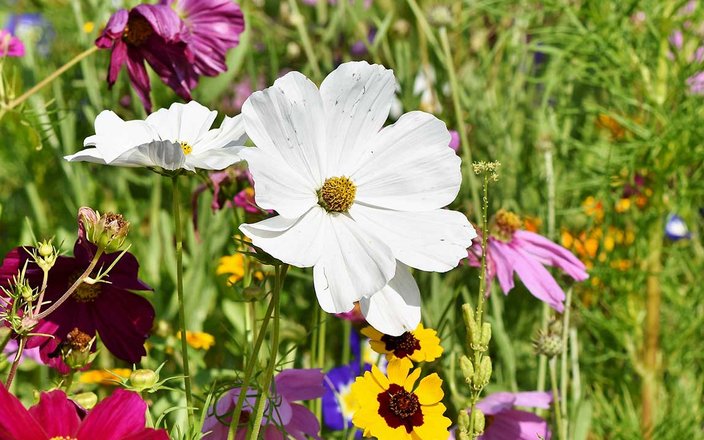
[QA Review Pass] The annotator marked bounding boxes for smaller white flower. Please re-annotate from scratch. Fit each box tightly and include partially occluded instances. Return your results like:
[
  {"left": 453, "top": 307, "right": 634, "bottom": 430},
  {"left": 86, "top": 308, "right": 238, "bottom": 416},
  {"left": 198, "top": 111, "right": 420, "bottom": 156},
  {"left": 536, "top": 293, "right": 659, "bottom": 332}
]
[{"left": 65, "top": 101, "right": 247, "bottom": 172}]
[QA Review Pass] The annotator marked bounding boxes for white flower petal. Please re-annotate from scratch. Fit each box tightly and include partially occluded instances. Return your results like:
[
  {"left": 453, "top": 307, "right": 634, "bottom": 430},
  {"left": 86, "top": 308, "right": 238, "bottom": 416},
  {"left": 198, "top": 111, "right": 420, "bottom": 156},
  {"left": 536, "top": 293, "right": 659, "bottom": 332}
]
[
  {"left": 360, "top": 263, "right": 421, "bottom": 336},
  {"left": 111, "top": 140, "right": 186, "bottom": 170},
  {"left": 350, "top": 204, "right": 475, "bottom": 272},
  {"left": 242, "top": 71, "right": 326, "bottom": 188},
  {"left": 239, "top": 148, "right": 318, "bottom": 218},
  {"left": 145, "top": 101, "right": 217, "bottom": 145},
  {"left": 351, "top": 111, "right": 460, "bottom": 211},
  {"left": 81, "top": 111, "right": 157, "bottom": 164},
  {"left": 186, "top": 148, "right": 243, "bottom": 170},
  {"left": 313, "top": 214, "right": 396, "bottom": 314},
  {"left": 64, "top": 148, "right": 108, "bottom": 164},
  {"left": 319, "top": 61, "right": 396, "bottom": 175},
  {"left": 239, "top": 207, "right": 327, "bottom": 268},
  {"left": 193, "top": 115, "right": 247, "bottom": 154}
]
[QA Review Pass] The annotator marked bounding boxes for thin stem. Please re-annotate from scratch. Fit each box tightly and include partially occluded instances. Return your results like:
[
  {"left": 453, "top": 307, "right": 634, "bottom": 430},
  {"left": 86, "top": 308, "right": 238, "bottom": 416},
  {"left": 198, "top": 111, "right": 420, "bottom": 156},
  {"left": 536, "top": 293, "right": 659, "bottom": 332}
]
[
  {"left": 34, "top": 249, "right": 103, "bottom": 321},
  {"left": 288, "top": 0, "right": 321, "bottom": 79},
  {"left": 4, "top": 46, "right": 98, "bottom": 111},
  {"left": 559, "top": 287, "right": 572, "bottom": 436},
  {"left": 314, "top": 309, "right": 327, "bottom": 421},
  {"left": 248, "top": 264, "right": 287, "bottom": 439},
  {"left": 5, "top": 337, "right": 25, "bottom": 388},
  {"left": 549, "top": 358, "right": 566, "bottom": 440},
  {"left": 228, "top": 279, "right": 279, "bottom": 440},
  {"left": 32, "top": 268, "right": 50, "bottom": 316},
  {"left": 475, "top": 171, "right": 490, "bottom": 323},
  {"left": 172, "top": 176, "right": 194, "bottom": 429},
  {"left": 439, "top": 26, "right": 481, "bottom": 222}
]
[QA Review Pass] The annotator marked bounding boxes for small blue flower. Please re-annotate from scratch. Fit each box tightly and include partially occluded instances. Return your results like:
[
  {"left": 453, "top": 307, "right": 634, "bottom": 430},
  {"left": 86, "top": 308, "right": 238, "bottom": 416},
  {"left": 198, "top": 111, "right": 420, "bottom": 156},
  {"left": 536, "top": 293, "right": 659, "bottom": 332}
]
[{"left": 665, "top": 214, "right": 691, "bottom": 241}]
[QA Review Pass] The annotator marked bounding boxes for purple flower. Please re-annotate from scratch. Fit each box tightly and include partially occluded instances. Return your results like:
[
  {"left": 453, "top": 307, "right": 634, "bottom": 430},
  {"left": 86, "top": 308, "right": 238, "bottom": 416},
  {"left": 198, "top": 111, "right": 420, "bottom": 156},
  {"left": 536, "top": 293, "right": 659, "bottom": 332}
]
[
  {"left": 468, "top": 210, "right": 588, "bottom": 312},
  {"left": 474, "top": 391, "right": 552, "bottom": 440},
  {"left": 3, "top": 339, "right": 44, "bottom": 365},
  {"left": 687, "top": 71, "right": 704, "bottom": 95},
  {"left": 5, "top": 13, "right": 53, "bottom": 56},
  {"left": 160, "top": 0, "right": 245, "bottom": 76},
  {"left": 449, "top": 130, "right": 461, "bottom": 152},
  {"left": 203, "top": 369, "right": 325, "bottom": 439},
  {"left": 96, "top": 5, "right": 197, "bottom": 112},
  {"left": 0, "top": 242, "right": 154, "bottom": 365},
  {"left": 665, "top": 214, "right": 691, "bottom": 241},
  {"left": 322, "top": 363, "right": 362, "bottom": 435},
  {"left": 0, "top": 30, "right": 24, "bottom": 57}
]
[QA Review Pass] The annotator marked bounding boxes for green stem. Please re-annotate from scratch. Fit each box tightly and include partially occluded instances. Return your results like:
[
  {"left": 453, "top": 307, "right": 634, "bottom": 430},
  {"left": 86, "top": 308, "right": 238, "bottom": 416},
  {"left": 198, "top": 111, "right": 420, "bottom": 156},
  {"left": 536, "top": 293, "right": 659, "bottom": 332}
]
[
  {"left": 227, "top": 271, "right": 281, "bottom": 440},
  {"left": 288, "top": 0, "right": 322, "bottom": 79},
  {"left": 5, "top": 337, "right": 25, "bottom": 388},
  {"left": 559, "top": 287, "right": 572, "bottom": 436},
  {"left": 439, "top": 26, "right": 481, "bottom": 222},
  {"left": 475, "top": 172, "right": 490, "bottom": 323},
  {"left": 3, "top": 46, "right": 98, "bottom": 112},
  {"left": 248, "top": 265, "right": 287, "bottom": 439},
  {"left": 549, "top": 358, "right": 566, "bottom": 440},
  {"left": 172, "top": 176, "right": 194, "bottom": 429}
]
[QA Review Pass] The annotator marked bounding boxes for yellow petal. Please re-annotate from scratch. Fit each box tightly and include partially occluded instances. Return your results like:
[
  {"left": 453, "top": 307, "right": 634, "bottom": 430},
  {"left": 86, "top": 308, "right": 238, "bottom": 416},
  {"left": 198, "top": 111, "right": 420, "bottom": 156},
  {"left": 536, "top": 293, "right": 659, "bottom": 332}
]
[
  {"left": 415, "top": 373, "right": 444, "bottom": 405},
  {"left": 361, "top": 326, "right": 384, "bottom": 341},
  {"left": 404, "top": 367, "right": 422, "bottom": 392},
  {"left": 387, "top": 358, "right": 412, "bottom": 385},
  {"left": 370, "top": 364, "right": 390, "bottom": 389}
]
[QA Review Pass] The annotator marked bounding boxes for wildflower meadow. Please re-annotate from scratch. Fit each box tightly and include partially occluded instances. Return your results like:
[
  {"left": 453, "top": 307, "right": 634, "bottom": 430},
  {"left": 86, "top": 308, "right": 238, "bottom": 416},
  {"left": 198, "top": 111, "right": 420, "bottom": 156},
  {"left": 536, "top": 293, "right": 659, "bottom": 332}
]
[{"left": 0, "top": 0, "right": 702, "bottom": 439}]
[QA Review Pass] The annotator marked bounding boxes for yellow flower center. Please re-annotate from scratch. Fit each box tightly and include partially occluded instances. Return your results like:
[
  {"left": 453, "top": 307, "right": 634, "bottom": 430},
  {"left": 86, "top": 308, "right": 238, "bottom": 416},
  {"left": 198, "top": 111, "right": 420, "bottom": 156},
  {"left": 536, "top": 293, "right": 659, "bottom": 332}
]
[
  {"left": 180, "top": 141, "right": 193, "bottom": 155},
  {"left": 318, "top": 176, "right": 356, "bottom": 213},
  {"left": 123, "top": 16, "right": 153, "bottom": 46},
  {"left": 69, "top": 271, "right": 101, "bottom": 303},
  {"left": 491, "top": 209, "right": 522, "bottom": 242}
]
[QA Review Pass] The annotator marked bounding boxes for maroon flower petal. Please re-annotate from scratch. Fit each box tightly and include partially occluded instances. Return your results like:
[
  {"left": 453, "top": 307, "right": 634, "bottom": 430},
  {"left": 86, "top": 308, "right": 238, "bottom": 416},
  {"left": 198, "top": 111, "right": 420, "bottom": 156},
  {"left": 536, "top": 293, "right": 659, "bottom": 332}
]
[
  {"left": 28, "top": 390, "right": 81, "bottom": 438},
  {"left": 274, "top": 369, "right": 325, "bottom": 402},
  {"left": 285, "top": 403, "right": 322, "bottom": 440},
  {"left": 141, "top": 39, "right": 196, "bottom": 101},
  {"left": 76, "top": 389, "right": 147, "bottom": 440},
  {"left": 132, "top": 4, "right": 183, "bottom": 42},
  {"left": 0, "top": 384, "right": 47, "bottom": 440},
  {"left": 93, "top": 288, "right": 154, "bottom": 363},
  {"left": 96, "top": 9, "right": 129, "bottom": 47},
  {"left": 125, "top": 48, "right": 153, "bottom": 113},
  {"left": 107, "top": 41, "right": 128, "bottom": 85}
]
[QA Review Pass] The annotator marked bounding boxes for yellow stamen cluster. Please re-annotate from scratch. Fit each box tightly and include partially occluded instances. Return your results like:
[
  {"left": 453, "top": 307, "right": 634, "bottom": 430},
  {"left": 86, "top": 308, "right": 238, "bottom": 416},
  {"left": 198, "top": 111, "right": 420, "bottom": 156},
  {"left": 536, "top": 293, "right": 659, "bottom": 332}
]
[
  {"left": 180, "top": 141, "right": 193, "bottom": 155},
  {"left": 69, "top": 272, "right": 101, "bottom": 303},
  {"left": 491, "top": 209, "right": 522, "bottom": 242},
  {"left": 319, "top": 176, "right": 356, "bottom": 213}
]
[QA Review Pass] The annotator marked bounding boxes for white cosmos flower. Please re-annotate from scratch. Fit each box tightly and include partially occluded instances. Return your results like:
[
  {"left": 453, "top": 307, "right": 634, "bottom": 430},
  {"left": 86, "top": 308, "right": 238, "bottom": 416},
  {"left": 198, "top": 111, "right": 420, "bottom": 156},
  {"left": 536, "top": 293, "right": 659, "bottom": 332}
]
[
  {"left": 65, "top": 101, "right": 247, "bottom": 172},
  {"left": 238, "top": 61, "right": 476, "bottom": 336}
]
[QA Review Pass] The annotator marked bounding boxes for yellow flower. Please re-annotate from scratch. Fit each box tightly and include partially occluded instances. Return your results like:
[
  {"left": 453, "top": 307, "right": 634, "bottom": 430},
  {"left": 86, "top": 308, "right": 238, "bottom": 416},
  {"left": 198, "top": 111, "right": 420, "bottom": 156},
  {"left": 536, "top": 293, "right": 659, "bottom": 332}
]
[
  {"left": 177, "top": 331, "right": 215, "bottom": 350},
  {"left": 362, "top": 324, "right": 443, "bottom": 363},
  {"left": 79, "top": 368, "right": 131, "bottom": 386},
  {"left": 83, "top": 21, "right": 95, "bottom": 33},
  {"left": 350, "top": 360, "right": 451, "bottom": 439},
  {"left": 216, "top": 253, "right": 263, "bottom": 285}
]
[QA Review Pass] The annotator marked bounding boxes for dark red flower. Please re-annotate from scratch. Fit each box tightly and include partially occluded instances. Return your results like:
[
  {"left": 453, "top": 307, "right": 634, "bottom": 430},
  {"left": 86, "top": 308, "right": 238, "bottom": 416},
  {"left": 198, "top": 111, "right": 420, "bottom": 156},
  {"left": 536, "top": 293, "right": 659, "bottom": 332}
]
[
  {"left": 0, "top": 385, "right": 168, "bottom": 440},
  {"left": 96, "top": 5, "right": 198, "bottom": 112},
  {"left": 0, "top": 241, "right": 154, "bottom": 366}
]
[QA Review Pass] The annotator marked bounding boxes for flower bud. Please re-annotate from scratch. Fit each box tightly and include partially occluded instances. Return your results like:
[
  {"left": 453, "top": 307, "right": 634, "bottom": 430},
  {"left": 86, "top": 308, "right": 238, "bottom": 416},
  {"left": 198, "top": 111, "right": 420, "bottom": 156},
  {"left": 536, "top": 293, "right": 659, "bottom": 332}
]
[
  {"left": 130, "top": 369, "right": 159, "bottom": 391},
  {"left": 428, "top": 5, "right": 453, "bottom": 27},
  {"left": 459, "top": 355, "right": 474, "bottom": 384},
  {"left": 471, "top": 408, "right": 486, "bottom": 436},
  {"left": 533, "top": 327, "right": 562, "bottom": 358},
  {"left": 72, "top": 392, "right": 98, "bottom": 410},
  {"left": 35, "top": 239, "right": 58, "bottom": 271},
  {"left": 473, "top": 356, "right": 492, "bottom": 390},
  {"left": 62, "top": 327, "right": 96, "bottom": 370},
  {"left": 79, "top": 207, "right": 129, "bottom": 253},
  {"left": 457, "top": 409, "right": 470, "bottom": 432}
]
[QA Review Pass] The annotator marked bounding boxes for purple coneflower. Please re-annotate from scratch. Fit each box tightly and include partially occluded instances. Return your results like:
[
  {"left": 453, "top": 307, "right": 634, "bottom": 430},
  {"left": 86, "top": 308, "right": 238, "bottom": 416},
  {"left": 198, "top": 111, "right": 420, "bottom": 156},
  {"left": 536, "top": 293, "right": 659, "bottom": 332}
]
[
  {"left": 0, "top": 385, "right": 168, "bottom": 439},
  {"left": 161, "top": 0, "right": 245, "bottom": 76},
  {"left": 96, "top": 5, "right": 197, "bottom": 112},
  {"left": 475, "top": 391, "right": 552, "bottom": 440},
  {"left": 468, "top": 209, "right": 588, "bottom": 311},
  {"left": 203, "top": 369, "right": 324, "bottom": 439},
  {"left": 0, "top": 241, "right": 154, "bottom": 365}
]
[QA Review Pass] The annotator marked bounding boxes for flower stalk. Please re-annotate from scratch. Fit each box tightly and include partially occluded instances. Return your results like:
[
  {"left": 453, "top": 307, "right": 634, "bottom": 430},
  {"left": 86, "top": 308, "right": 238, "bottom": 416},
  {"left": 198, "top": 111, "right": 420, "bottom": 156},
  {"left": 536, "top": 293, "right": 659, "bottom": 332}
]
[{"left": 172, "top": 175, "right": 194, "bottom": 428}]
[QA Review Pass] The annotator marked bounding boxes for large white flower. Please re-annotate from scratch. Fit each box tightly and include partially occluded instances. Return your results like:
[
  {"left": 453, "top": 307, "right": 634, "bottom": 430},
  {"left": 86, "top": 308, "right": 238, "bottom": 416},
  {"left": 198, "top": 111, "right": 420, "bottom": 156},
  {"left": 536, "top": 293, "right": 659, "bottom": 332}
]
[
  {"left": 65, "top": 101, "right": 247, "bottom": 172},
  {"left": 239, "top": 61, "right": 476, "bottom": 335}
]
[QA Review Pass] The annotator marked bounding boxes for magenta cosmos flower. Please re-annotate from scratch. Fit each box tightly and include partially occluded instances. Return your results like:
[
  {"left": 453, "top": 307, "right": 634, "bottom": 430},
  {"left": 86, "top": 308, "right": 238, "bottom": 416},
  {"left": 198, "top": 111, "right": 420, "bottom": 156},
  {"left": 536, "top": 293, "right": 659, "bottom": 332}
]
[
  {"left": 0, "top": 385, "right": 168, "bottom": 440},
  {"left": 468, "top": 210, "right": 588, "bottom": 311},
  {"left": 161, "top": 0, "right": 245, "bottom": 76},
  {"left": 475, "top": 391, "right": 552, "bottom": 440},
  {"left": 0, "top": 241, "right": 154, "bottom": 365},
  {"left": 202, "top": 369, "right": 325, "bottom": 439},
  {"left": 0, "top": 29, "right": 24, "bottom": 57},
  {"left": 96, "top": 5, "right": 197, "bottom": 112}
]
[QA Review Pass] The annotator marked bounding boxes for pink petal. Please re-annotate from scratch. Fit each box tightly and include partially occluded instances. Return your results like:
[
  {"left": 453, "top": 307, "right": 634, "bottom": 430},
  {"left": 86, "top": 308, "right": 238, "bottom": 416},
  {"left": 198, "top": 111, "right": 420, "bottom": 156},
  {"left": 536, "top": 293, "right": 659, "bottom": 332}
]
[
  {"left": 514, "top": 231, "right": 588, "bottom": 281},
  {"left": 0, "top": 384, "right": 47, "bottom": 440},
  {"left": 77, "top": 389, "right": 147, "bottom": 440},
  {"left": 274, "top": 369, "right": 325, "bottom": 402},
  {"left": 28, "top": 390, "right": 81, "bottom": 438}
]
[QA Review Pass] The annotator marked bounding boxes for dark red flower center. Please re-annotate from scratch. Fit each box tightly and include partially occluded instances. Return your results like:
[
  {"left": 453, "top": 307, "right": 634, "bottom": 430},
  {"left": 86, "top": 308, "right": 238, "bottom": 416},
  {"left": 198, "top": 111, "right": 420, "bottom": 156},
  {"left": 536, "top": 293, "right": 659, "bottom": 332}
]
[
  {"left": 381, "top": 331, "right": 420, "bottom": 358},
  {"left": 377, "top": 384, "right": 423, "bottom": 433},
  {"left": 123, "top": 16, "right": 153, "bottom": 46},
  {"left": 69, "top": 271, "right": 101, "bottom": 303}
]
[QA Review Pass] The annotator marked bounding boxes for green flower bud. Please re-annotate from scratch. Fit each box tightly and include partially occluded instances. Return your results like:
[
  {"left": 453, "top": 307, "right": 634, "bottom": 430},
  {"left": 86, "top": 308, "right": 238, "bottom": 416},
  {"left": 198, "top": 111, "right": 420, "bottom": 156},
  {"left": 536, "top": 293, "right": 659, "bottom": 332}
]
[
  {"left": 480, "top": 322, "right": 492, "bottom": 347},
  {"left": 473, "top": 356, "right": 492, "bottom": 390},
  {"left": 533, "top": 328, "right": 562, "bottom": 358},
  {"left": 72, "top": 392, "right": 98, "bottom": 410},
  {"left": 472, "top": 408, "right": 486, "bottom": 436},
  {"left": 460, "top": 355, "right": 474, "bottom": 384},
  {"left": 79, "top": 207, "right": 129, "bottom": 253},
  {"left": 457, "top": 409, "right": 470, "bottom": 431},
  {"left": 130, "top": 369, "right": 159, "bottom": 391},
  {"left": 17, "top": 281, "right": 34, "bottom": 303},
  {"left": 38, "top": 240, "right": 53, "bottom": 258}
]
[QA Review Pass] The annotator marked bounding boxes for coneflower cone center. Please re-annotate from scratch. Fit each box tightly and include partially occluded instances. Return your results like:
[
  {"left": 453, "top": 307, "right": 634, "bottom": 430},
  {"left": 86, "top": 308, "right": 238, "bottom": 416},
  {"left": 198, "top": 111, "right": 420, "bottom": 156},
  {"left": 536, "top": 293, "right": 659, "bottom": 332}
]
[
  {"left": 491, "top": 209, "right": 522, "bottom": 242},
  {"left": 318, "top": 176, "right": 356, "bottom": 213},
  {"left": 124, "top": 16, "right": 153, "bottom": 46},
  {"left": 381, "top": 331, "right": 420, "bottom": 358}
]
